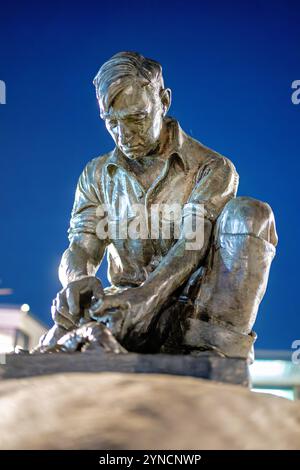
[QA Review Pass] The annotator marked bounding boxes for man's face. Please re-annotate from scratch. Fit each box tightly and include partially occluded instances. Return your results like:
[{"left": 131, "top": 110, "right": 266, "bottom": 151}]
[{"left": 103, "top": 82, "right": 165, "bottom": 159}]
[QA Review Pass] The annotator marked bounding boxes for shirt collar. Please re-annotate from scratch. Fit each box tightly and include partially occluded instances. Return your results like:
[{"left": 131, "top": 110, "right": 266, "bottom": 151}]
[{"left": 105, "top": 117, "right": 188, "bottom": 178}]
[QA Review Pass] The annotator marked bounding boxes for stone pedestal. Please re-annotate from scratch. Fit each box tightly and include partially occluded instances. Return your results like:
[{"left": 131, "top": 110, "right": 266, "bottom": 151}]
[{"left": 0, "top": 351, "right": 250, "bottom": 386}]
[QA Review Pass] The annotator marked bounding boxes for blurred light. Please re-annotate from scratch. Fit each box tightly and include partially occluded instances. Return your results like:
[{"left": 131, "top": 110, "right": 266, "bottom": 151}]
[
  {"left": 250, "top": 360, "right": 287, "bottom": 378},
  {"left": 252, "top": 388, "right": 294, "bottom": 401},
  {"left": 0, "top": 288, "right": 13, "bottom": 295},
  {"left": 20, "top": 303, "right": 30, "bottom": 312},
  {"left": 0, "top": 332, "right": 14, "bottom": 353}
]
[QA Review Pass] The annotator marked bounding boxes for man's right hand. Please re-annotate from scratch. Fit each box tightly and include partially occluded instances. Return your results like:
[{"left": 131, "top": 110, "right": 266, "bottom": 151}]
[{"left": 52, "top": 276, "right": 104, "bottom": 330}]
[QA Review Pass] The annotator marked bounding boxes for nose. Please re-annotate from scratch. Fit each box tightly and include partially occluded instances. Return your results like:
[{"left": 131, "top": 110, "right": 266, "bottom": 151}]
[{"left": 118, "top": 122, "right": 134, "bottom": 145}]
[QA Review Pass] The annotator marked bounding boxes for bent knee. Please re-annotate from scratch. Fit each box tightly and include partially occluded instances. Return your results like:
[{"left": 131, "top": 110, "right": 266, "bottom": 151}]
[{"left": 217, "top": 196, "right": 278, "bottom": 246}]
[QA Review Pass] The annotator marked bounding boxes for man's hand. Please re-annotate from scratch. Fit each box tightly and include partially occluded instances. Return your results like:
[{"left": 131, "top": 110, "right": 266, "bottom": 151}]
[
  {"left": 52, "top": 276, "right": 104, "bottom": 330},
  {"left": 88, "top": 287, "right": 156, "bottom": 339}
]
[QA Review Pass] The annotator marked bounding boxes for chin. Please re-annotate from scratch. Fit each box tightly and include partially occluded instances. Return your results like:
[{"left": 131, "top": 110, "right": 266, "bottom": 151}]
[
  {"left": 120, "top": 143, "right": 156, "bottom": 160},
  {"left": 123, "top": 148, "right": 147, "bottom": 159}
]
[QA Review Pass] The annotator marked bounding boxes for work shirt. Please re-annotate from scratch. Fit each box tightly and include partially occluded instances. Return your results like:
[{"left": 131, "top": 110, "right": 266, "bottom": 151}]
[{"left": 68, "top": 117, "right": 239, "bottom": 287}]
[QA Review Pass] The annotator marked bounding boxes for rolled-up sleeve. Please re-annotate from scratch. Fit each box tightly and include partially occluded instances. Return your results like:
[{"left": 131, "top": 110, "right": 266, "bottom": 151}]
[
  {"left": 68, "top": 160, "right": 102, "bottom": 241},
  {"left": 187, "top": 154, "right": 239, "bottom": 222}
]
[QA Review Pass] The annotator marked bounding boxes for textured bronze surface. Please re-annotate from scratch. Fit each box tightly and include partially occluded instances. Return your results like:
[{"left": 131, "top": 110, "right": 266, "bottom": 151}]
[{"left": 38, "top": 52, "right": 278, "bottom": 360}]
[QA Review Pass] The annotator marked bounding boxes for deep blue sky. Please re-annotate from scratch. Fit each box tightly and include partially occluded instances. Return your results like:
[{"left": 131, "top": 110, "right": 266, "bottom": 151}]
[{"left": 0, "top": 0, "right": 299, "bottom": 349}]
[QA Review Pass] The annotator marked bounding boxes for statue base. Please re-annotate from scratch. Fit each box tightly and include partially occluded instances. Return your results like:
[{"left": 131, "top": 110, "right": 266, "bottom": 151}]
[{"left": 0, "top": 351, "right": 250, "bottom": 387}]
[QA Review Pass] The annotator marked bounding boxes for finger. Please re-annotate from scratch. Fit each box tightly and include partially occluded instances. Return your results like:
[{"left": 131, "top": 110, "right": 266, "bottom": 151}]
[
  {"left": 66, "top": 286, "right": 80, "bottom": 315},
  {"left": 90, "top": 278, "right": 104, "bottom": 299},
  {"left": 88, "top": 297, "right": 106, "bottom": 316},
  {"left": 53, "top": 296, "right": 66, "bottom": 319},
  {"left": 52, "top": 301, "right": 77, "bottom": 326},
  {"left": 109, "top": 310, "right": 126, "bottom": 337},
  {"left": 51, "top": 305, "right": 75, "bottom": 330},
  {"left": 54, "top": 294, "right": 76, "bottom": 325},
  {"left": 91, "top": 294, "right": 124, "bottom": 312},
  {"left": 56, "top": 290, "right": 68, "bottom": 314}
]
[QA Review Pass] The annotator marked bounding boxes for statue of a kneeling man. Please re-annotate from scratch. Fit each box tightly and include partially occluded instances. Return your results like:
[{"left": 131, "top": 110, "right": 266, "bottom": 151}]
[{"left": 39, "top": 52, "right": 278, "bottom": 360}]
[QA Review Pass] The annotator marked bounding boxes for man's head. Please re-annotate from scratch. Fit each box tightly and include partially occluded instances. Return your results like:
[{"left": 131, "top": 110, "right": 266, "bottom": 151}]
[{"left": 93, "top": 52, "right": 171, "bottom": 159}]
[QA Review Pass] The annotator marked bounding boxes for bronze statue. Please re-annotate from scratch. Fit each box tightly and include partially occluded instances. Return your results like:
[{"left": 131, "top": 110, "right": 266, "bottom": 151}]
[{"left": 39, "top": 52, "right": 278, "bottom": 360}]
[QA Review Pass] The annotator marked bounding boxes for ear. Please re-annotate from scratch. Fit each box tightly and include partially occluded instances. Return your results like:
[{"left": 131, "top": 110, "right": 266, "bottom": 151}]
[{"left": 160, "top": 88, "right": 172, "bottom": 116}]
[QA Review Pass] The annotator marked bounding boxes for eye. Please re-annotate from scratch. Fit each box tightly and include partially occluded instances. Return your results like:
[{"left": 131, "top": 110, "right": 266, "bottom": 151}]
[{"left": 129, "top": 114, "right": 147, "bottom": 123}]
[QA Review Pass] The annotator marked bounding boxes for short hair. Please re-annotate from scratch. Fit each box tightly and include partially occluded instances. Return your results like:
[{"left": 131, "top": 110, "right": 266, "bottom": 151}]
[{"left": 93, "top": 51, "right": 164, "bottom": 115}]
